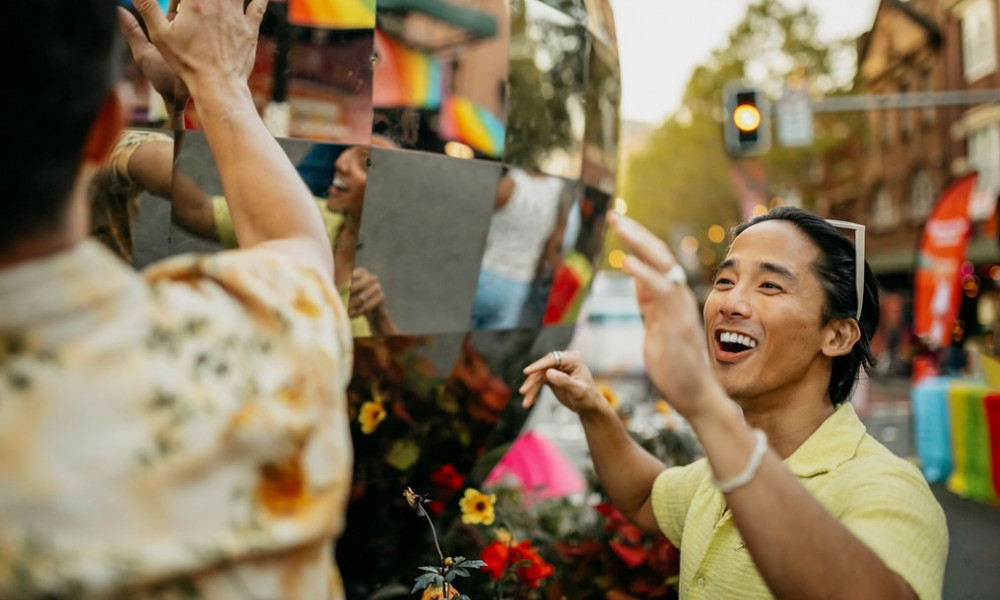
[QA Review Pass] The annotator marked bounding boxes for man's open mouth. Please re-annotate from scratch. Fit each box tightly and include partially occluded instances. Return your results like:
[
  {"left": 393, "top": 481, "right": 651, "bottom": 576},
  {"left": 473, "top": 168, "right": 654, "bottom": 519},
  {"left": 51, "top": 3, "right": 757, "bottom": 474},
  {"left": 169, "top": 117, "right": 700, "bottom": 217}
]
[{"left": 717, "top": 330, "right": 758, "bottom": 354}]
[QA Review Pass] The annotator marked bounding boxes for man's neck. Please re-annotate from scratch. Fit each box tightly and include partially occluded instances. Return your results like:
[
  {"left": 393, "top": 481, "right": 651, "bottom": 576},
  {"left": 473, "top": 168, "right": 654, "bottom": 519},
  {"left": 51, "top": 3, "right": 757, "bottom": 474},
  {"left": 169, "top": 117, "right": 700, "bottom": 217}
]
[
  {"left": 740, "top": 387, "right": 837, "bottom": 460},
  {"left": 0, "top": 185, "right": 89, "bottom": 271}
]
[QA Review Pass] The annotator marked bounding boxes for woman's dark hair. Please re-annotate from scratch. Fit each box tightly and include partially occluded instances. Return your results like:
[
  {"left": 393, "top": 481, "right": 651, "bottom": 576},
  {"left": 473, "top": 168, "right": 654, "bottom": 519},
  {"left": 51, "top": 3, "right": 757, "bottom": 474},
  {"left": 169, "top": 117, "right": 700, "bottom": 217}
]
[
  {"left": 3, "top": 0, "right": 120, "bottom": 250},
  {"left": 732, "top": 206, "right": 880, "bottom": 406}
]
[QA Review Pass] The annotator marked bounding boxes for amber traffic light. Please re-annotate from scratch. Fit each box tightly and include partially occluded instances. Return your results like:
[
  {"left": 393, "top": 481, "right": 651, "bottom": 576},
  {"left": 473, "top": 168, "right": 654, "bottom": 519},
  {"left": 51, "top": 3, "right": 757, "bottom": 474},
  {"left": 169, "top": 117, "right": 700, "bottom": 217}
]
[{"left": 723, "top": 82, "right": 771, "bottom": 157}]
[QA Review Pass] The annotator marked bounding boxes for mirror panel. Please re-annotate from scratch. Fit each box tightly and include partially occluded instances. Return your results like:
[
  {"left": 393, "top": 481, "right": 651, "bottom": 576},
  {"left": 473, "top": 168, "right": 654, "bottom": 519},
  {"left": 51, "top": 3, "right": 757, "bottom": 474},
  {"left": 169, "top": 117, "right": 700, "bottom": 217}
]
[
  {"left": 582, "top": 39, "right": 621, "bottom": 195},
  {"left": 543, "top": 184, "right": 609, "bottom": 325},
  {"left": 470, "top": 169, "right": 575, "bottom": 330},
  {"left": 352, "top": 148, "right": 500, "bottom": 335},
  {"left": 503, "top": 0, "right": 587, "bottom": 178},
  {"left": 372, "top": 0, "right": 508, "bottom": 159}
]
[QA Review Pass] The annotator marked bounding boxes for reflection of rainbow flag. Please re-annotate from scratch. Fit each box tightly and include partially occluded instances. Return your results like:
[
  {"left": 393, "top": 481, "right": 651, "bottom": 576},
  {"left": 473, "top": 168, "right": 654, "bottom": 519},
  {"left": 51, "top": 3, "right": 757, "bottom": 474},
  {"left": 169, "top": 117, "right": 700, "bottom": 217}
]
[
  {"left": 373, "top": 30, "right": 443, "bottom": 109},
  {"left": 119, "top": 0, "right": 170, "bottom": 12},
  {"left": 439, "top": 96, "right": 505, "bottom": 158},
  {"left": 288, "top": 0, "right": 375, "bottom": 29}
]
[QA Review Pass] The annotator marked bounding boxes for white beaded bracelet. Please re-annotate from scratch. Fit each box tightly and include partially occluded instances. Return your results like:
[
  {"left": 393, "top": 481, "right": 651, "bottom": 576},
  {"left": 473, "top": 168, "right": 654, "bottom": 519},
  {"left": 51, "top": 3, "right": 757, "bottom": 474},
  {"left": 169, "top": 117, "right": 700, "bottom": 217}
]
[{"left": 713, "top": 429, "right": 769, "bottom": 493}]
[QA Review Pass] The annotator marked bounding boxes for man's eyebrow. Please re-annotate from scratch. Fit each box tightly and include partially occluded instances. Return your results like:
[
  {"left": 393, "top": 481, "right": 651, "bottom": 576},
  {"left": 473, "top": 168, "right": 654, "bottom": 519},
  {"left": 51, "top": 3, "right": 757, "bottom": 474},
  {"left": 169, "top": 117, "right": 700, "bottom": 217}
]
[
  {"left": 758, "top": 261, "right": 798, "bottom": 282},
  {"left": 717, "top": 258, "right": 736, "bottom": 273},
  {"left": 713, "top": 258, "right": 798, "bottom": 283}
]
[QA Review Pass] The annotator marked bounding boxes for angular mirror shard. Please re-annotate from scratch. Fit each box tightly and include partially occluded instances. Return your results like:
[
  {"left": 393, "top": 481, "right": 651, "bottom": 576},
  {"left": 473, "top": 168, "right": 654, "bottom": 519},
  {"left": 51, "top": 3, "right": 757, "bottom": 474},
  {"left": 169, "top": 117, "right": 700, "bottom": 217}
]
[
  {"left": 164, "top": 4, "right": 376, "bottom": 143},
  {"left": 470, "top": 169, "right": 575, "bottom": 330},
  {"left": 372, "top": 0, "right": 508, "bottom": 159},
  {"left": 503, "top": 0, "right": 587, "bottom": 178},
  {"left": 542, "top": 184, "right": 610, "bottom": 325},
  {"left": 352, "top": 147, "right": 499, "bottom": 336},
  {"left": 171, "top": 134, "right": 369, "bottom": 309},
  {"left": 90, "top": 128, "right": 175, "bottom": 268},
  {"left": 582, "top": 38, "right": 620, "bottom": 195}
]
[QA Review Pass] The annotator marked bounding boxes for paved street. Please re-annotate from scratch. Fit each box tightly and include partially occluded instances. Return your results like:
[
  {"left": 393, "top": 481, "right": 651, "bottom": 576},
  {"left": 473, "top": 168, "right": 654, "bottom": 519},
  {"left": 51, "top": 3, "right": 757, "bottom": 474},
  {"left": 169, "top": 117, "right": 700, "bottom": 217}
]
[{"left": 932, "top": 484, "right": 1000, "bottom": 599}]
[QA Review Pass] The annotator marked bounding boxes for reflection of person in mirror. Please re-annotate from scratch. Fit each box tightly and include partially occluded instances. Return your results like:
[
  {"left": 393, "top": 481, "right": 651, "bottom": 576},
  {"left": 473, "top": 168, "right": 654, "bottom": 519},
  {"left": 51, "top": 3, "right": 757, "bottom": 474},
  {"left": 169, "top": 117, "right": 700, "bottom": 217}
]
[
  {"left": 2, "top": 1, "right": 354, "bottom": 599},
  {"left": 470, "top": 168, "right": 570, "bottom": 329},
  {"left": 104, "top": 133, "right": 399, "bottom": 336},
  {"left": 521, "top": 208, "right": 947, "bottom": 599}
]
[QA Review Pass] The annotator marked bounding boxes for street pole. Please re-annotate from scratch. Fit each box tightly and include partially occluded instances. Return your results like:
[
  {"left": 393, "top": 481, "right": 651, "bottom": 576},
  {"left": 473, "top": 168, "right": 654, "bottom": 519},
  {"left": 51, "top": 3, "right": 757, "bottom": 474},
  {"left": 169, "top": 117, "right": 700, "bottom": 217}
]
[{"left": 810, "top": 89, "right": 1000, "bottom": 112}]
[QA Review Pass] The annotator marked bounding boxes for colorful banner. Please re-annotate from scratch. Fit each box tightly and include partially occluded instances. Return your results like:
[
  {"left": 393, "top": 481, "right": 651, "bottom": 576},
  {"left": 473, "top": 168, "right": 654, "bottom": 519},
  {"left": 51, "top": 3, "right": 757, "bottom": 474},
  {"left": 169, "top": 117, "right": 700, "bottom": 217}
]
[
  {"left": 372, "top": 30, "right": 443, "bottom": 109},
  {"left": 439, "top": 96, "right": 505, "bottom": 158},
  {"left": 914, "top": 172, "right": 977, "bottom": 348},
  {"left": 288, "top": 0, "right": 376, "bottom": 29}
]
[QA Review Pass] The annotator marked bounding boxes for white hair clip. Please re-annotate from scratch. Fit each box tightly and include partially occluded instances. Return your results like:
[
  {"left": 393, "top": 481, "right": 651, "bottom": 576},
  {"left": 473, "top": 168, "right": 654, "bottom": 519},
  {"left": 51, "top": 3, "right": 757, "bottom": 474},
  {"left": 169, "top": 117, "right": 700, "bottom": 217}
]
[{"left": 825, "top": 219, "right": 865, "bottom": 321}]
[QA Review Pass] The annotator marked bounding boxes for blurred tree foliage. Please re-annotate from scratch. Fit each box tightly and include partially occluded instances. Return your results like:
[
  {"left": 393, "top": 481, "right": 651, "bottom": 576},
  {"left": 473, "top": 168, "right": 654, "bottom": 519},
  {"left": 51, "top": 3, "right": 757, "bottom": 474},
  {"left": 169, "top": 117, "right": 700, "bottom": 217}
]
[{"left": 608, "top": 0, "right": 857, "bottom": 279}]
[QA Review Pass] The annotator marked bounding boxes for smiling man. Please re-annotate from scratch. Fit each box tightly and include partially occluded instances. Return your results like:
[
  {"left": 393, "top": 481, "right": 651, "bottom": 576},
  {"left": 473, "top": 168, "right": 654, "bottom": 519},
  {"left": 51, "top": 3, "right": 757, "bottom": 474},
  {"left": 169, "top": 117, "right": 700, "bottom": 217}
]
[{"left": 522, "top": 207, "right": 947, "bottom": 599}]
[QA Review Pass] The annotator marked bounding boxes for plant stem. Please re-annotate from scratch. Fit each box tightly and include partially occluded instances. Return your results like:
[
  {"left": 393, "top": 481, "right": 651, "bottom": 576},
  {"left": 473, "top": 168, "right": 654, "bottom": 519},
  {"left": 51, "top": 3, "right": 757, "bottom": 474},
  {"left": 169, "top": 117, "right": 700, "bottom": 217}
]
[{"left": 422, "top": 509, "right": 445, "bottom": 564}]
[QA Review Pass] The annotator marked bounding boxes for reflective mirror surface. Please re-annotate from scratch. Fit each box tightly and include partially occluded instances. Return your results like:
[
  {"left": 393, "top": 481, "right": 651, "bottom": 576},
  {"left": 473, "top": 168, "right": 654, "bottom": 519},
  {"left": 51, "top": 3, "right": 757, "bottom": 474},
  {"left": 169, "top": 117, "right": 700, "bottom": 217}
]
[
  {"left": 353, "top": 148, "right": 500, "bottom": 335},
  {"left": 503, "top": 0, "right": 587, "bottom": 178},
  {"left": 373, "top": 0, "right": 508, "bottom": 159},
  {"left": 470, "top": 169, "right": 575, "bottom": 329}
]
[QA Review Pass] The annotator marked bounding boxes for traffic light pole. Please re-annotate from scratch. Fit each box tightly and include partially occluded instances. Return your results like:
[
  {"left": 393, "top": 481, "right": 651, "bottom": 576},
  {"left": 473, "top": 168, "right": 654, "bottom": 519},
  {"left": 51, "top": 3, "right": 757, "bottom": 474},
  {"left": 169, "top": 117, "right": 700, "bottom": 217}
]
[{"left": 810, "top": 89, "right": 1000, "bottom": 112}]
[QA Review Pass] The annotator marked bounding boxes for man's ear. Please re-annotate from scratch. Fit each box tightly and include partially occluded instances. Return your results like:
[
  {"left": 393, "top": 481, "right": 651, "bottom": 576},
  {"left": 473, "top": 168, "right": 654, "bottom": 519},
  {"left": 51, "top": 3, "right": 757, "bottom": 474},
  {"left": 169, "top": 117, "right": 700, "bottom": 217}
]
[
  {"left": 82, "top": 90, "right": 125, "bottom": 165},
  {"left": 822, "top": 317, "right": 861, "bottom": 358}
]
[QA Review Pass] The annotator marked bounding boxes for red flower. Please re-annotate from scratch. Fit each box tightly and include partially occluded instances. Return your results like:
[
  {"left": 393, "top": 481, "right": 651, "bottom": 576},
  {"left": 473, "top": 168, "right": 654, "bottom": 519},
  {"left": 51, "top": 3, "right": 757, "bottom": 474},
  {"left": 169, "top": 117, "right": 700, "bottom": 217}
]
[
  {"left": 480, "top": 540, "right": 555, "bottom": 588},
  {"left": 609, "top": 540, "right": 647, "bottom": 568},
  {"left": 429, "top": 464, "right": 464, "bottom": 493},
  {"left": 481, "top": 540, "right": 509, "bottom": 580}
]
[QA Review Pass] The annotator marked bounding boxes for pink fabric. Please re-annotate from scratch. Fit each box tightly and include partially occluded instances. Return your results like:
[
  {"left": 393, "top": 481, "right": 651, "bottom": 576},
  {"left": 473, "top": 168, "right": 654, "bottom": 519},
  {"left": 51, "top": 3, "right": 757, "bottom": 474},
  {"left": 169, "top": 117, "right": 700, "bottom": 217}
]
[{"left": 485, "top": 431, "right": 585, "bottom": 497}]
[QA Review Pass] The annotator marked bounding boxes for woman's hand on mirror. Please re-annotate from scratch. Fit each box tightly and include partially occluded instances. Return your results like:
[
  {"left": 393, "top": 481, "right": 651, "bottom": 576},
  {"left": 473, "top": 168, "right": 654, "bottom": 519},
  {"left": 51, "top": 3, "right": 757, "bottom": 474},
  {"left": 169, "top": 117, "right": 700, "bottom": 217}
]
[
  {"left": 126, "top": 0, "right": 266, "bottom": 96},
  {"left": 117, "top": 5, "right": 189, "bottom": 124},
  {"left": 349, "top": 268, "right": 387, "bottom": 318}
]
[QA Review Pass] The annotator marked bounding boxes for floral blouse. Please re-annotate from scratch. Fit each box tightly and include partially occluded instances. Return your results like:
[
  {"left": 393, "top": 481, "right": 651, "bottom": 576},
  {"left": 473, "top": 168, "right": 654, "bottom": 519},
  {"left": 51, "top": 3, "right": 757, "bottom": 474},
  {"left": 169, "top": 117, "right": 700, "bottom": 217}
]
[{"left": 0, "top": 240, "right": 353, "bottom": 599}]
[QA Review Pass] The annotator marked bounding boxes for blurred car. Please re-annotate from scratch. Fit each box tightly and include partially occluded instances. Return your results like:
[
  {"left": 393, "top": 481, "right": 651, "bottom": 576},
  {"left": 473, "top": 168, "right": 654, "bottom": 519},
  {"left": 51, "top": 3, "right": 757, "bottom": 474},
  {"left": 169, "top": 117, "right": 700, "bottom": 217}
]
[{"left": 571, "top": 270, "right": 646, "bottom": 377}]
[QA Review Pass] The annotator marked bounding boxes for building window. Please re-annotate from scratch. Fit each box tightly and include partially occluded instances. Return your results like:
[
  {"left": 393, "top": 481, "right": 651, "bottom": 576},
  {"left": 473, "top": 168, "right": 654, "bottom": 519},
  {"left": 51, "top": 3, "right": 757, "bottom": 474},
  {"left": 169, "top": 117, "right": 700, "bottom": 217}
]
[
  {"left": 909, "top": 169, "right": 937, "bottom": 221},
  {"left": 871, "top": 185, "right": 899, "bottom": 231},
  {"left": 961, "top": 0, "right": 998, "bottom": 82},
  {"left": 968, "top": 123, "right": 1000, "bottom": 195},
  {"left": 881, "top": 104, "right": 893, "bottom": 147},
  {"left": 900, "top": 82, "right": 914, "bottom": 139},
  {"left": 921, "top": 70, "right": 936, "bottom": 126},
  {"left": 866, "top": 110, "right": 880, "bottom": 158}
]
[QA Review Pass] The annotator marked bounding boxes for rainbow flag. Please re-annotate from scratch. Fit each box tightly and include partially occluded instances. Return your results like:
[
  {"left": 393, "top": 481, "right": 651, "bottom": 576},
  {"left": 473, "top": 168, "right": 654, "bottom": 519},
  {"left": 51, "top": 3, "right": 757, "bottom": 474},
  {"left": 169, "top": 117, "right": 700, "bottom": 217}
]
[
  {"left": 288, "top": 0, "right": 375, "bottom": 29},
  {"left": 439, "top": 96, "right": 505, "bottom": 158},
  {"left": 373, "top": 30, "right": 443, "bottom": 109}
]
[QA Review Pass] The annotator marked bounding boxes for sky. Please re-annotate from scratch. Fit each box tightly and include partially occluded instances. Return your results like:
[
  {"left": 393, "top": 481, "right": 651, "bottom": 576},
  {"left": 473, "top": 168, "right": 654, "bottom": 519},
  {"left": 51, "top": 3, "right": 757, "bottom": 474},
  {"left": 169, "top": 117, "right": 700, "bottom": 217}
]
[{"left": 608, "top": 0, "right": 882, "bottom": 124}]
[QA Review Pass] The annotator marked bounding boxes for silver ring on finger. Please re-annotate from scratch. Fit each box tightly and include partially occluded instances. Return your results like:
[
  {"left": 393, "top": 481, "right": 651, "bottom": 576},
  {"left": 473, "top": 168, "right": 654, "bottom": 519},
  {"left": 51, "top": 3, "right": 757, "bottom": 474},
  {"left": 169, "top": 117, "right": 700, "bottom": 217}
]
[
  {"left": 664, "top": 263, "right": 687, "bottom": 286},
  {"left": 552, "top": 350, "right": 563, "bottom": 368}
]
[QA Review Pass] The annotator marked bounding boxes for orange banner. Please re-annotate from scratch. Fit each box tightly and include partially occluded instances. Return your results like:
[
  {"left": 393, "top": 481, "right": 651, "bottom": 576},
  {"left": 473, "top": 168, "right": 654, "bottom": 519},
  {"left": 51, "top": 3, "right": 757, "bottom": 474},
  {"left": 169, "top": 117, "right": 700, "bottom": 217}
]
[{"left": 913, "top": 173, "right": 976, "bottom": 348}]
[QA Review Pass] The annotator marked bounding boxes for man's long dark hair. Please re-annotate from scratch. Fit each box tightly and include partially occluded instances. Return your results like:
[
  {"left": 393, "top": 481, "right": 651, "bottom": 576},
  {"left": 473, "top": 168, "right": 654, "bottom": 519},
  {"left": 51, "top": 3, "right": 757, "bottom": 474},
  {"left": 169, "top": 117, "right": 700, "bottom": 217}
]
[
  {"left": 732, "top": 206, "right": 880, "bottom": 406},
  {"left": 3, "top": 1, "right": 120, "bottom": 250}
]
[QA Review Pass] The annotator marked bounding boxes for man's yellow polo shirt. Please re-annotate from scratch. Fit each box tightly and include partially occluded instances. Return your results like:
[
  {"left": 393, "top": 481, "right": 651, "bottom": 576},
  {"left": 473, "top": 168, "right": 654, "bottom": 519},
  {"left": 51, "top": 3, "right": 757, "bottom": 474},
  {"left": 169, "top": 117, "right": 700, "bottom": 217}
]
[{"left": 651, "top": 402, "right": 947, "bottom": 600}]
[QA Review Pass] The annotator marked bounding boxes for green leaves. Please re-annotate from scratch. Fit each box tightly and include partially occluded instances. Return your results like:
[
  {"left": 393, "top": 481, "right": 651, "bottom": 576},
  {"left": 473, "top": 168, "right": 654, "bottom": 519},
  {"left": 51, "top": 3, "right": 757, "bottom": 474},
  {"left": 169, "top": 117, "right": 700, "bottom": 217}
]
[{"left": 410, "top": 555, "right": 486, "bottom": 593}]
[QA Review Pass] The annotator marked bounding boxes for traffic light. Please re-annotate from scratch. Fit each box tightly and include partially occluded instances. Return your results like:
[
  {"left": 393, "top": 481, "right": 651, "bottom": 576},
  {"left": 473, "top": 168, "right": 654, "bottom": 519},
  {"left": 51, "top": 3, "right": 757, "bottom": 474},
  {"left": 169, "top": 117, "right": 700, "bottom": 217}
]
[{"left": 723, "top": 82, "right": 771, "bottom": 157}]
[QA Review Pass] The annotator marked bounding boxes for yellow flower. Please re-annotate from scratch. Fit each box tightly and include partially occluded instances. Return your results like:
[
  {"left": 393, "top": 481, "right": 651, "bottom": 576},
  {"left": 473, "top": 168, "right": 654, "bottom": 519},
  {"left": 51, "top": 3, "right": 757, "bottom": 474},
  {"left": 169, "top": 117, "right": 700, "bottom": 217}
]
[
  {"left": 597, "top": 384, "right": 619, "bottom": 409},
  {"left": 459, "top": 487, "right": 496, "bottom": 525},
  {"left": 358, "top": 400, "right": 387, "bottom": 434},
  {"left": 655, "top": 399, "right": 671, "bottom": 415}
]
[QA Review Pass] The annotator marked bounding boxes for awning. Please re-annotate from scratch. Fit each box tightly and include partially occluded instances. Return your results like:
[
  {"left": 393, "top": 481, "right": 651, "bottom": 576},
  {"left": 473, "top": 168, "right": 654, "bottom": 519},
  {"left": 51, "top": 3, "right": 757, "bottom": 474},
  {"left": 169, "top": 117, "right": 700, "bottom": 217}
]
[{"left": 377, "top": 0, "right": 498, "bottom": 39}]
